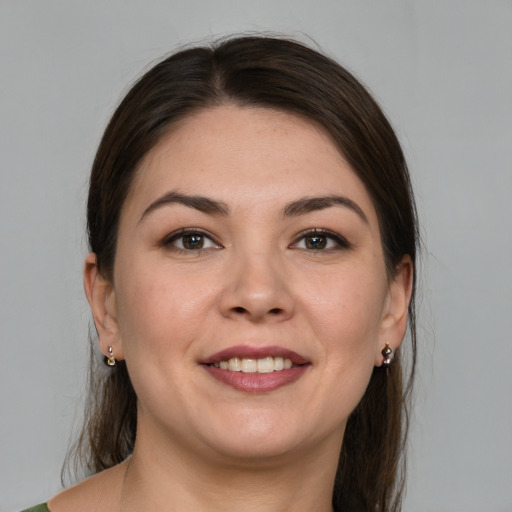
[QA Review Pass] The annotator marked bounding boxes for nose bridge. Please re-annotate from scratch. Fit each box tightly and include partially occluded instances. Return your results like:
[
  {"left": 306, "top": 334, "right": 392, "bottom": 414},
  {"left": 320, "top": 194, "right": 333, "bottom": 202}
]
[{"left": 220, "top": 241, "right": 293, "bottom": 321}]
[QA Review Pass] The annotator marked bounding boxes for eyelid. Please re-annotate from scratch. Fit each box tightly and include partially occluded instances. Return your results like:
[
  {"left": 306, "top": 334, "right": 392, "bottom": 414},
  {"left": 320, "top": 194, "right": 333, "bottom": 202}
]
[
  {"left": 290, "top": 228, "right": 351, "bottom": 250},
  {"left": 162, "top": 228, "right": 222, "bottom": 251}
]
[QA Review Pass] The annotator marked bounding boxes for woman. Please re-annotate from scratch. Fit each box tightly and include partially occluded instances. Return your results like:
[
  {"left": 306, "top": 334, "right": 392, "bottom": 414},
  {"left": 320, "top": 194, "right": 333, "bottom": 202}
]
[{"left": 24, "top": 35, "right": 418, "bottom": 512}]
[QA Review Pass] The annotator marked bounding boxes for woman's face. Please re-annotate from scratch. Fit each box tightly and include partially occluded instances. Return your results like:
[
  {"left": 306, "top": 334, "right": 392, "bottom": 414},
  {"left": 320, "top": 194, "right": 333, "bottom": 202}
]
[{"left": 89, "top": 106, "right": 410, "bottom": 464}]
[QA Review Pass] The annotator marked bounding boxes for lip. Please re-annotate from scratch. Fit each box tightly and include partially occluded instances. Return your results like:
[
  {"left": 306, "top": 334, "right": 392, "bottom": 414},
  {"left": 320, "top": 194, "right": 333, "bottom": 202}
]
[
  {"left": 200, "top": 345, "right": 310, "bottom": 393},
  {"left": 203, "top": 365, "right": 309, "bottom": 393}
]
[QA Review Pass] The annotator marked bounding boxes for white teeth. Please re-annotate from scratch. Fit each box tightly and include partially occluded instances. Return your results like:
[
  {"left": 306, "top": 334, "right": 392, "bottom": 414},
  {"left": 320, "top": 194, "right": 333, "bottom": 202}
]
[
  {"left": 241, "top": 358, "right": 257, "bottom": 373},
  {"left": 228, "top": 357, "right": 242, "bottom": 371},
  {"left": 257, "top": 357, "right": 274, "bottom": 373},
  {"left": 212, "top": 356, "right": 294, "bottom": 373},
  {"left": 274, "top": 357, "right": 284, "bottom": 371}
]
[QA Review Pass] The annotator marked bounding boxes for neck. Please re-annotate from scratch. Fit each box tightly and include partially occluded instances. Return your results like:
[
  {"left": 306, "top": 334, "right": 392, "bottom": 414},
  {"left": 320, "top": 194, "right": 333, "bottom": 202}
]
[{"left": 119, "top": 420, "right": 341, "bottom": 512}]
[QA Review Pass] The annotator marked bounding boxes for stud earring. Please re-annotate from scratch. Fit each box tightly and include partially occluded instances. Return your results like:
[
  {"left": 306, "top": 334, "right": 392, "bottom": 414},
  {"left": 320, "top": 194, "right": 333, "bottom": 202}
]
[
  {"left": 105, "top": 346, "right": 116, "bottom": 367},
  {"left": 381, "top": 344, "right": 394, "bottom": 366}
]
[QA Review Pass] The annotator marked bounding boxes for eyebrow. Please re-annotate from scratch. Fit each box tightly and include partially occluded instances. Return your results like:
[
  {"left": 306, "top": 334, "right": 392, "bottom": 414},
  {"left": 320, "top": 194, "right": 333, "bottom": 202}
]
[
  {"left": 283, "top": 196, "right": 369, "bottom": 224},
  {"left": 139, "top": 191, "right": 230, "bottom": 222},
  {"left": 139, "top": 191, "right": 368, "bottom": 224}
]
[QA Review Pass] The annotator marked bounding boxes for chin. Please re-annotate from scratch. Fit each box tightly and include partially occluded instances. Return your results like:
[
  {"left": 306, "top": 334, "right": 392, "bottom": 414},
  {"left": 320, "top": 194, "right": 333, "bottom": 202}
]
[
  {"left": 206, "top": 436, "right": 303, "bottom": 464},
  {"left": 197, "top": 411, "right": 327, "bottom": 463}
]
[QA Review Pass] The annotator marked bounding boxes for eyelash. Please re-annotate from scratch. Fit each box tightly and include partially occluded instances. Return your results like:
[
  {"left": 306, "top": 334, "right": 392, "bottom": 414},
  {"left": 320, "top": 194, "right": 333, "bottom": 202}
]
[
  {"left": 162, "top": 228, "right": 351, "bottom": 253},
  {"left": 162, "top": 228, "right": 221, "bottom": 253},
  {"left": 291, "top": 229, "right": 351, "bottom": 251}
]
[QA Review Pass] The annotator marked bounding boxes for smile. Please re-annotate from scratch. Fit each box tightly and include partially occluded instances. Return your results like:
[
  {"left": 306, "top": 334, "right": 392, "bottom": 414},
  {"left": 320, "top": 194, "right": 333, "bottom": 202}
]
[
  {"left": 210, "top": 356, "right": 293, "bottom": 373},
  {"left": 202, "top": 346, "right": 310, "bottom": 393}
]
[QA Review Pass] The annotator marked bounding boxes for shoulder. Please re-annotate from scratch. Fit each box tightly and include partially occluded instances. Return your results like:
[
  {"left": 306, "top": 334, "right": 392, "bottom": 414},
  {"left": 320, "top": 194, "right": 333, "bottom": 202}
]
[{"left": 47, "top": 462, "right": 127, "bottom": 512}]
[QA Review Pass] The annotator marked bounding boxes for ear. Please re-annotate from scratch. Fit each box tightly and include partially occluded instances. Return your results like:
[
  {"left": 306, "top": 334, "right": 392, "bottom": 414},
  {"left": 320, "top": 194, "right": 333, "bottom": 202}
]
[
  {"left": 84, "top": 253, "right": 124, "bottom": 361},
  {"left": 375, "top": 255, "right": 414, "bottom": 366}
]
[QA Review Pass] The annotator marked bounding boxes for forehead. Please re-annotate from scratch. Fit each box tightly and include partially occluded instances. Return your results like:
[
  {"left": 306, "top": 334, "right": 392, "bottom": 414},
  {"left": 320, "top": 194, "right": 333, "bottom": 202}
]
[{"left": 125, "top": 106, "right": 378, "bottom": 225}]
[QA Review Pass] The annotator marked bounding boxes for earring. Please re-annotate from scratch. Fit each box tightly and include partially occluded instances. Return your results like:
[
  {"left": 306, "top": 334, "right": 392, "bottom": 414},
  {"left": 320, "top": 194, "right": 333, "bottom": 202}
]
[
  {"left": 381, "top": 344, "right": 394, "bottom": 366},
  {"left": 105, "top": 346, "right": 116, "bottom": 367}
]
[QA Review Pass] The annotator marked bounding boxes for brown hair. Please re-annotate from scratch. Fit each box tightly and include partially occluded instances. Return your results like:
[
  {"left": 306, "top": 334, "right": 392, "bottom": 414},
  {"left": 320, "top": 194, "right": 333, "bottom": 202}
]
[{"left": 70, "top": 35, "right": 418, "bottom": 512}]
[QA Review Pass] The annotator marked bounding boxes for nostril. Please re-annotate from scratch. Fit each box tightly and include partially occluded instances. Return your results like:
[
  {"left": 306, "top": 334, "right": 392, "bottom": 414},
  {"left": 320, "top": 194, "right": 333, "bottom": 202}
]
[{"left": 231, "top": 306, "right": 283, "bottom": 316}]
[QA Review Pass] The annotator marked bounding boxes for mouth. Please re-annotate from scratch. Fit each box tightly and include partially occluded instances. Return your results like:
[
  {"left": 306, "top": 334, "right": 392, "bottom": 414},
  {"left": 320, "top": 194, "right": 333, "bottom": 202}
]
[
  {"left": 209, "top": 355, "right": 294, "bottom": 373},
  {"left": 201, "top": 346, "right": 310, "bottom": 392}
]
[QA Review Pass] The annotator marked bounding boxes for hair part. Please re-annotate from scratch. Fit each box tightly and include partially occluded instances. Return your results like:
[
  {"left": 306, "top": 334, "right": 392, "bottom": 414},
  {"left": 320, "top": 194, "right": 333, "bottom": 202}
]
[{"left": 69, "top": 35, "right": 419, "bottom": 512}]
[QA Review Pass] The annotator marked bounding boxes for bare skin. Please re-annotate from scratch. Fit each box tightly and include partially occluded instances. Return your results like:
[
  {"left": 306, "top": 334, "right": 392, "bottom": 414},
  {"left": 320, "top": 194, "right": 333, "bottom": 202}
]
[
  {"left": 48, "top": 462, "right": 127, "bottom": 512},
  {"left": 48, "top": 106, "right": 412, "bottom": 512},
  {"left": 49, "top": 451, "right": 338, "bottom": 512}
]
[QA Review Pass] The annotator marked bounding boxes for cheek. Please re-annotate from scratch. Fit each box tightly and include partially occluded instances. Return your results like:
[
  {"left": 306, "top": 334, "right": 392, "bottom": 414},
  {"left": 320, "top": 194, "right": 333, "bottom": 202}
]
[
  {"left": 113, "top": 266, "right": 217, "bottom": 416},
  {"left": 305, "top": 267, "right": 387, "bottom": 342},
  {"left": 114, "top": 264, "right": 215, "bottom": 358},
  {"left": 310, "top": 270, "right": 386, "bottom": 415},
  {"left": 297, "top": 264, "right": 389, "bottom": 398}
]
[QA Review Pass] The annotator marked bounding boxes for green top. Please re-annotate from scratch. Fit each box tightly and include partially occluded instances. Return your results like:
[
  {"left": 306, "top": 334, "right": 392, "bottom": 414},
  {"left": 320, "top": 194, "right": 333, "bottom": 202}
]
[{"left": 20, "top": 505, "right": 49, "bottom": 512}]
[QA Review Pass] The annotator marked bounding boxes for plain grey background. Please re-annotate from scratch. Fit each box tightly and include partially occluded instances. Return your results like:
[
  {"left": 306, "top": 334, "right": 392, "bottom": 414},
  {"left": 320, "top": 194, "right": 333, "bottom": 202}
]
[{"left": 1, "top": 1, "right": 511, "bottom": 511}]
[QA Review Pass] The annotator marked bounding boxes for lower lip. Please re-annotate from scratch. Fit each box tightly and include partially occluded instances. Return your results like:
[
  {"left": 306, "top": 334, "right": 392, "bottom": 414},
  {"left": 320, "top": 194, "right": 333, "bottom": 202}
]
[{"left": 202, "top": 365, "right": 310, "bottom": 393}]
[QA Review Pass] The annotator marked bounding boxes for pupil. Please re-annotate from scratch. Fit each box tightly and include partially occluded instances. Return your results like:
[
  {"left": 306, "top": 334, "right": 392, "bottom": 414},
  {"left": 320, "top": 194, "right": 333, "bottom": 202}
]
[
  {"left": 306, "top": 235, "right": 326, "bottom": 249},
  {"left": 183, "top": 234, "right": 203, "bottom": 249}
]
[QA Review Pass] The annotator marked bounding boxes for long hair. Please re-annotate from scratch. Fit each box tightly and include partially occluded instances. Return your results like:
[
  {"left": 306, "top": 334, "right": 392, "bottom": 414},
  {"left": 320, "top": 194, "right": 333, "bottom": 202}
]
[{"left": 68, "top": 35, "right": 419, "bottom": 512}]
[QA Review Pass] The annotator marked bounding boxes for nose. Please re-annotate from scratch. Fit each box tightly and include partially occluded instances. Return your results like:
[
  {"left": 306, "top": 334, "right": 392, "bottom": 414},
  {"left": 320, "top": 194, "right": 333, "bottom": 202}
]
[{"left": 218, "top": 249, "right": 295, "bottom": 323}]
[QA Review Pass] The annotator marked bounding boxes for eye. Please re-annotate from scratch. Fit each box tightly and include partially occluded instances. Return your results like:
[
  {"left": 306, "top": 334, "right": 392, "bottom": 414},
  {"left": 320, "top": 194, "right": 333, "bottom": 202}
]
[
  {"left": 163, "top": 229, "right": 220, "bottom": 251},
  {"left": 292, "top": 229, "right": 350, "bottom": 251}
]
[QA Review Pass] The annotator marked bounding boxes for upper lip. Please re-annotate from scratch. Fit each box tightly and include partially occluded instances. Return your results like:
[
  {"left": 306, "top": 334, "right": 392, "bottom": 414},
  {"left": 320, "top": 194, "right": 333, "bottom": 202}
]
[{"left": 201, "top": 345, "right": 309, "bottom": 365}]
